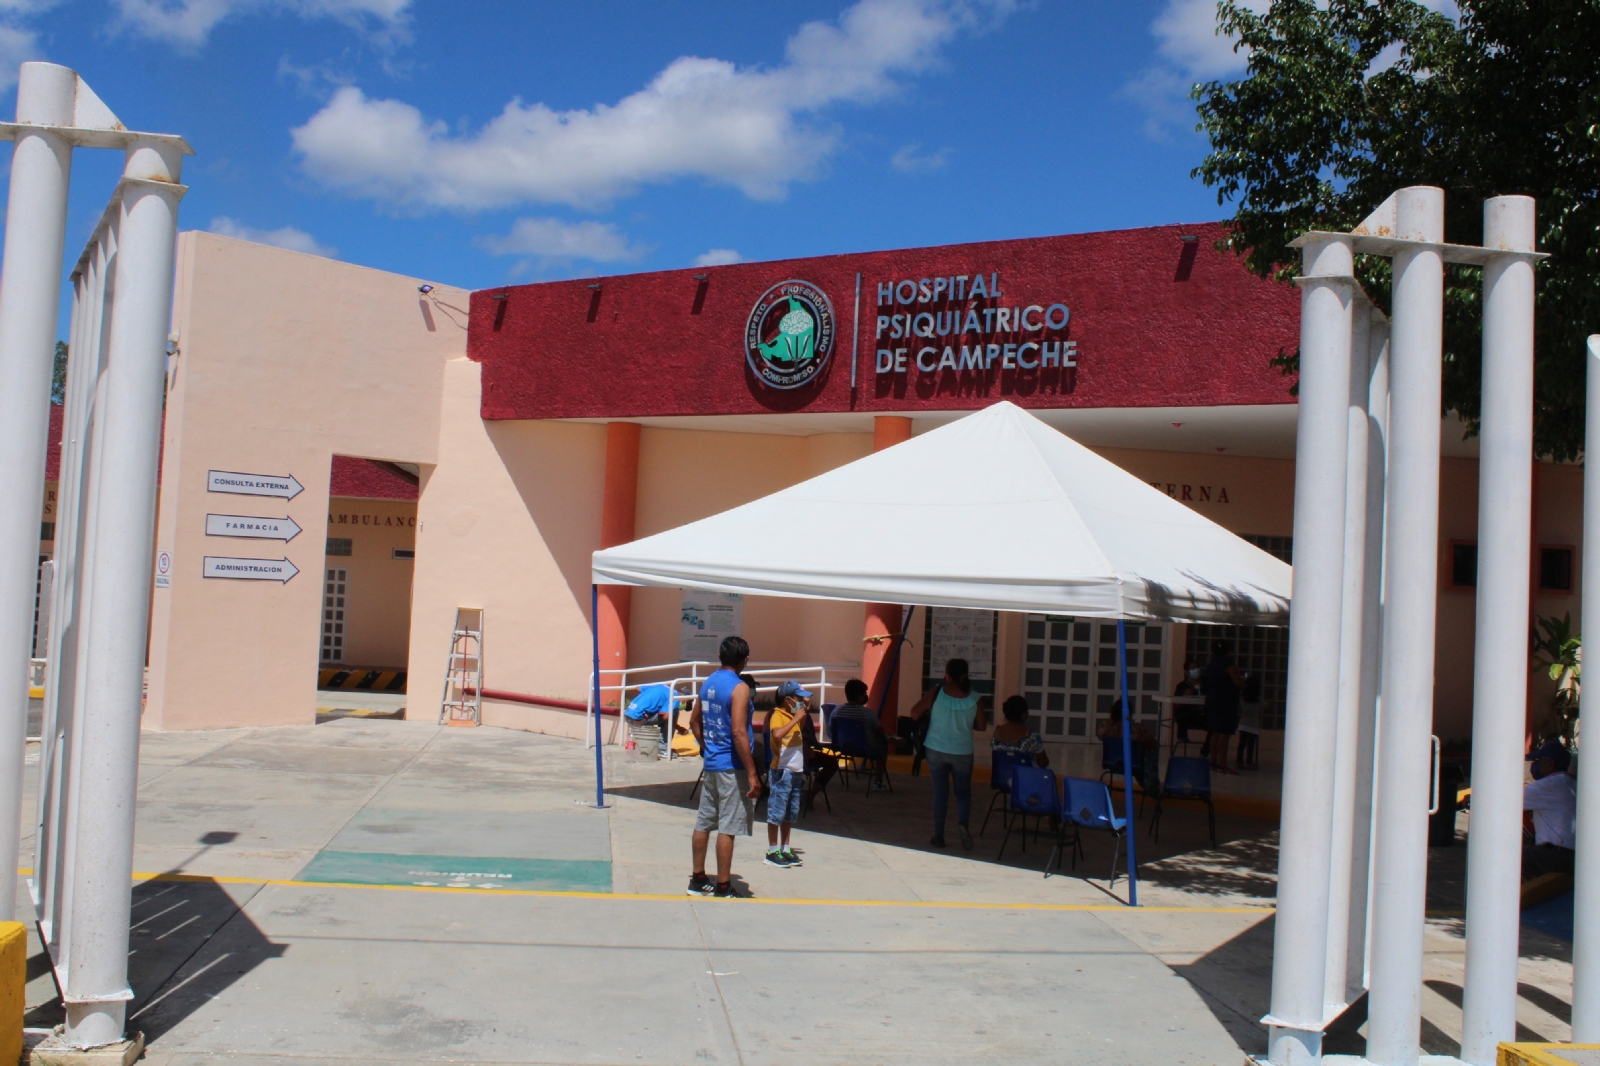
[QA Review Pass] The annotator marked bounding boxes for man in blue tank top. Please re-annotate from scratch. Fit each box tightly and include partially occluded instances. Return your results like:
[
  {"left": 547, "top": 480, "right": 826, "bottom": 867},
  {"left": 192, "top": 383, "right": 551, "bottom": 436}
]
[{"left": 688, "top": 635, "right": 759, "bottom": 897}]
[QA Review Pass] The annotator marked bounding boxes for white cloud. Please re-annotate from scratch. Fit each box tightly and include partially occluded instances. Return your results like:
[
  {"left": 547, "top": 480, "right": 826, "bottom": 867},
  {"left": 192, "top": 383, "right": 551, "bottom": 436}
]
[
  {"left": 693, "top": 248, "right": 742, "bottom": 267},
  {"left": 891, "top": 143, "right": 950, "bottom": 172},
  {"left": 478, "top": 217, "right": 646, "bottom": 264},
  {"left": 208, "top": 217, "right": 337, "bottom": 257},
  {"left": 1125, "top": 0, "right": 1265, "bottom": 137},
  {"left": 0, "top": 24, "right": 39, "bottom": 92},
  {"left": 291, "top": 0, "right": 1015, "bottom": 211},
  {"left": 1151, "top": 0, "right": 1262, "bottom": 80},
  {"left": 110, "top": 0, "right": 410, "bottom": 48}
]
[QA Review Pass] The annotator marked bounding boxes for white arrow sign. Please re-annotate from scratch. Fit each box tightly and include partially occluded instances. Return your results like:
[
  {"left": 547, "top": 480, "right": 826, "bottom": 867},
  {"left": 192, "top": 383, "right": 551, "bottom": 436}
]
[
  {"left": 206, "top": 514, "right": 303, "bottom": 542},
  {"left": 203, "top": 556, "right": 300, "bottom": 583},
  {"left": 207, "top": 469, "right": 304, "bottom": 499}
]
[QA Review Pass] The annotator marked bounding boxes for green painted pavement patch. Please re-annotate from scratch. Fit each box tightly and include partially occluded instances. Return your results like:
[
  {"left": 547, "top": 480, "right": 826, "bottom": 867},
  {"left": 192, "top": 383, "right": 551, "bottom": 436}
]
[{"left": 296, "top": 850, "right": 611, "bottom": 893}]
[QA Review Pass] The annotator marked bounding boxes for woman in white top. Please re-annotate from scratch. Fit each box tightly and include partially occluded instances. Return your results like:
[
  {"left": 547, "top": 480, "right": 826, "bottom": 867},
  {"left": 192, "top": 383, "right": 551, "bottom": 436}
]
[{"left": 908, "top": 658, "right": 990, "bottom": 851}]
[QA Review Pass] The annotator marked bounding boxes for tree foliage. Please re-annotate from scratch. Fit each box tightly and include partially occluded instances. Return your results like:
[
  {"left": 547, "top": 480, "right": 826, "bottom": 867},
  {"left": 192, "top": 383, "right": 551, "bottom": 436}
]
[
  {"left": 52, "top": 341, "right": 66, "bottom": 405},
  {"left": 1193, "top": 0, "right": 1600, "bottom": 460}
]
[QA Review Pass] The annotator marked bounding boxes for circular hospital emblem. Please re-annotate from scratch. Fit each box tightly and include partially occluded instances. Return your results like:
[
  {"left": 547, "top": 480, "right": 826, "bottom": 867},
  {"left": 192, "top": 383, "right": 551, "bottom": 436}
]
[{"left": 745, "top": 280, "right": 835, "bottom": 390}]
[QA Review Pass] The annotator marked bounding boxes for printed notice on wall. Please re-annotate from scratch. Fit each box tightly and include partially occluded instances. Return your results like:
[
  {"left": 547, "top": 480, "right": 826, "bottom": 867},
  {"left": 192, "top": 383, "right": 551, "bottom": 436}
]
[
  {"left": 927, "top": 607, "right": 995, "bottom": 681},
  {"left": 681, "top": 591, "right": 744, "bottom": 663}
]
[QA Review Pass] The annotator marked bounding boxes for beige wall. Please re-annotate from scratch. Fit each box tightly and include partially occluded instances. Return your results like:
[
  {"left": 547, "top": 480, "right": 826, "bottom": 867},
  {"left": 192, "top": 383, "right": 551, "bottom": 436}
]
[
  {"left": 145, "top": 233, "right": 468, "bottom": 730},
  {"left": 408, "top": 358, "right": 607, "bottom": 738},
  {"left": 325, "top": 496, "right": 416, "bottom": 669}
]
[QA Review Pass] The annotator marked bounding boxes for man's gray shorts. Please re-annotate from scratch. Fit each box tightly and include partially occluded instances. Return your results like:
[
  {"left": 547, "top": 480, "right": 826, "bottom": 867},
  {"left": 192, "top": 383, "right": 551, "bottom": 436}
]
[{"left": 695, "top": 770, "right": 753, "bottom": 836}]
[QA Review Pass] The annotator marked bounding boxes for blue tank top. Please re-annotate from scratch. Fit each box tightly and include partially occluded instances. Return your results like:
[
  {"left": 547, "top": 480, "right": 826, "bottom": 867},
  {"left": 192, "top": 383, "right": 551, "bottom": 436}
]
[{"left": 699, "top": 668, "right": 752, "bottom": 773}]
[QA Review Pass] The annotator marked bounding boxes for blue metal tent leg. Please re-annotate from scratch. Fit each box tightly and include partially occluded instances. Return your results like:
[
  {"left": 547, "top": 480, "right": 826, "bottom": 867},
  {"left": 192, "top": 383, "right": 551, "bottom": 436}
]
[
  {"left": 1117, "top": 620, "right": 1139, "bottom": 906},
  {"left": 592, "top": 584, "right": 608, "bottom": 809}
]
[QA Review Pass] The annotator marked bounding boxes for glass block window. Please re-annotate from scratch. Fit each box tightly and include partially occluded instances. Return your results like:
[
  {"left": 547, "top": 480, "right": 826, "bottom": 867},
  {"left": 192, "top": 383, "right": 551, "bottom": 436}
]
[
  {"left": 321, "top": 568, "right": 347, "bottom": 663},
  {"left": 1242, "top": 534, "right": 1292, "bottom": 563},
  {"left": 1185, "top": 624, "right": 1289, "bottom": 730},
  {"left": 326, "top": 538, "right": 353, "bottom": 557},
  {"left": 1021, "top": 615, "right": 1165, "bottom": 739}
]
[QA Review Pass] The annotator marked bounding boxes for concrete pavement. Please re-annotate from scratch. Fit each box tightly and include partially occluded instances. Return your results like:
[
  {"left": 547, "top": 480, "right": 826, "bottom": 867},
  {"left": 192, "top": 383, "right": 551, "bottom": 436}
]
[{"left": 13, "top": 719, "right": 1579, "bottom": 1064}]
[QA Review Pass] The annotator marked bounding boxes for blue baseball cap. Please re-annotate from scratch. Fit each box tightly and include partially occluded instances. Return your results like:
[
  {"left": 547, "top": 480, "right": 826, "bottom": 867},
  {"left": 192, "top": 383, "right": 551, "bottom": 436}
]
[
  {"left": 775, "top": 680, "right": 813, "bottom": 701},
  {"left": 1529, "top": 740, "right": 1572, "bottom": 770}
]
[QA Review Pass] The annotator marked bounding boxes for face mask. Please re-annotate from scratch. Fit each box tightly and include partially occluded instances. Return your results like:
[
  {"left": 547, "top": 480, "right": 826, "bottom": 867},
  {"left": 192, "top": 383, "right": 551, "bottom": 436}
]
[{"left": 1188, "top": 669, "right": 1200, "bottom": 679}]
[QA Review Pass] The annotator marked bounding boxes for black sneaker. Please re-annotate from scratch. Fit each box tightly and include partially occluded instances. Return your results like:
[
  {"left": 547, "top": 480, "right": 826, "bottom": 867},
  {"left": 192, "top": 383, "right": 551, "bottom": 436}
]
[
  {"left": 958, "top": 824, "right": 974, "bottom": 851},
  {"left": 713, "top": 881, "right": 740, "bottom": 898},
  {"left": 764, "top": 849, "right": 792, "bottom": 868},
  {"left": 687, "top": 872, "right": 715, "bottom": 896},
  {"left": 780, "top": 847, "right": 801, "bottom": 867},
  {"left": 930, "top": 836, "right": 946, "bottom": 848}
]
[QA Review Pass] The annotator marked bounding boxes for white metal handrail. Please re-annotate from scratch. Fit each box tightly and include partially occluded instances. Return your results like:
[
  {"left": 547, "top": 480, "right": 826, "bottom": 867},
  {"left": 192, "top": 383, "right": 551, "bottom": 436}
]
[{"left": 585, "top": 660, "right": 859, "bottom": 750}]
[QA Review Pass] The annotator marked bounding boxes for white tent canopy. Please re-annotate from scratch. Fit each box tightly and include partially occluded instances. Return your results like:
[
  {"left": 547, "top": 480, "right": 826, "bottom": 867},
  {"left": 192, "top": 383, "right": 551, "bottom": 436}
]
[{"left": 591, "top": 401, "right": 1292, "bottom": 625}]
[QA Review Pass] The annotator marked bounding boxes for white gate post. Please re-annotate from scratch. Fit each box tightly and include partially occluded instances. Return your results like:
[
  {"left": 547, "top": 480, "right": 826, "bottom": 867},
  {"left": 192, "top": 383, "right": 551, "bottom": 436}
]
[
  {"left": 1572, "top": 333, "right": 1600, "bottom": 1039},
  {"left": 62, "top": 138, "right": 184, "bottom": 1050},
  {"left": 1267, "top": 232, "right": 1353, "bottom": 1066},
  {"left": 1460, "top": 195, "right": 1538, "bottom": 1064},
  {"left": 0, "top": 62, "right": 76, "bottom": 919},
  {"left": 1367, "top": 185, "right": 1446, "bottom": 1066},
  {"left": 1324, "top": 298, "right": 1374, "bottom": 1014},
  {"left": 1344, "top": 315, "right": 1390, "bottom": 1003}
]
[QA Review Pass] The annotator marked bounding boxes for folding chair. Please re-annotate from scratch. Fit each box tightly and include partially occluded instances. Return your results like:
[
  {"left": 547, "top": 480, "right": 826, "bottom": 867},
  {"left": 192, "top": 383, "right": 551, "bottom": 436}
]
[
  {"left": 981, "top": 750, "right": 1029, "bottom": 836},
  {"left": 997, "top": 766, "right": 1057, "bottom": 860},
  {"left": 831, "top": 718, "right": 889, "bottom": 796},
  {"left": 1147, "top": 756, "right": 1216, "bottom": 848},
  {"left": 1048, "top": 776, "right": 1128, "bottom": 885}
]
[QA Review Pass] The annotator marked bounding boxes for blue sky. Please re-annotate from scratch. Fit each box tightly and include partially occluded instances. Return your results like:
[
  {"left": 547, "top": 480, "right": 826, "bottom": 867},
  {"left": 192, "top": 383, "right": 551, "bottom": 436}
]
[{"left": 0, "top": 0, "right": 1268, "bottom": 334}]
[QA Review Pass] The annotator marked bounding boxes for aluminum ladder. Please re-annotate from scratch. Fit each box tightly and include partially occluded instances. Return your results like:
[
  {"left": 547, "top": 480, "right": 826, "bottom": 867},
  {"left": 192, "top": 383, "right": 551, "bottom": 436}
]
[{"left": 439, "top": 607, "right": 483, "bottom": 727}]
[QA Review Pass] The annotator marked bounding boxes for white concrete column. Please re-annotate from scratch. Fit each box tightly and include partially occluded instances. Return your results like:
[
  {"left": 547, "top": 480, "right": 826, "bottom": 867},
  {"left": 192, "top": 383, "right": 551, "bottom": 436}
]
[
  {"left": 1324, "top": 299, "right": 1374, "bottom": 1015},
  {"left": 0, "top": 61, "right": 76, "bottom": 921},
  {"left": 1345, "top": 316, "right": 1390, "bottom": 1001},
  {"left": 1573, "top": 333, "right": 1600, "bottom": 1040},
  {"left": 1460, "top": 195, "right": 1538, "bottom": 1064},
  {"left": 62, "top": 139, "right": 184, "bottom": 1049},
  {"left": 1367, "top": 185, "right": 1446, "bottom": 1066},
  {"left": 1267, "top": 233, "right": 1353, "bottom": 1066}
]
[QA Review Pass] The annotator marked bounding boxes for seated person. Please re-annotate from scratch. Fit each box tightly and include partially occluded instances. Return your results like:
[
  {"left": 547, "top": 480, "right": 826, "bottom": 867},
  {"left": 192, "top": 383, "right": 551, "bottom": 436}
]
[
  {"left": 1172, "top": 660, "right": 1205, "bottom": 745},
  {"left": 623, "top": 683, "right": 673, "bottom": 748},
  {"left": 1099, "top": 699, "right": 1160, "bottom": 793},
  {"left": 823, "top": 678, "right": 889, "bottom": 792},
  {"left": 990, "top": 695, "right": 1048, "bottom": 768},
  {"left": 1523, "top": 739, "right": 1576, "bottom": 880}
]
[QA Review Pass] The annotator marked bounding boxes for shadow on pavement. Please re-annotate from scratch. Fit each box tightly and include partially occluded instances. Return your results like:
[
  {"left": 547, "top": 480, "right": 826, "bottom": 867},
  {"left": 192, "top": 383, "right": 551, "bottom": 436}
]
[
  {"left": 27, "top": 833, "right": 286, "bottom": 1043},
  {"left": 606, "top": 768, "right": 1281, "bottom": 896}
]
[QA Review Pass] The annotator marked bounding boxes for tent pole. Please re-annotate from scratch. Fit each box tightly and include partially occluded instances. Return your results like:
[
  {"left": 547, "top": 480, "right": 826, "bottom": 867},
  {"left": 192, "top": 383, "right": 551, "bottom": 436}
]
[
  {"left": 1117, "top": 620, "right": 1138, "bottom": 907},
  {"left": 591, "top": 584, "right": 607, "bottom": 809},
  {"left": 873, "top": 604, "right": 915, "bottom": 722}
]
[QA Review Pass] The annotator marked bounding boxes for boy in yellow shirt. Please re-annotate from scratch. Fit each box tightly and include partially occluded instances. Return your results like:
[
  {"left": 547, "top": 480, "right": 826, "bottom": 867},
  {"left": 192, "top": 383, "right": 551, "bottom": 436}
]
[{"left": 764, "top": 681, "right": 811, "bottom": 868}]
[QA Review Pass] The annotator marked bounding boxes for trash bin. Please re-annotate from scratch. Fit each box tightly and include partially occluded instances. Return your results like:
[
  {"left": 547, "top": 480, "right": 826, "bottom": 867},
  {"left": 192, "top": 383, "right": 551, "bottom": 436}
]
[{"left": 1429, "top": 763, "right": 1465, "bottom": 847}]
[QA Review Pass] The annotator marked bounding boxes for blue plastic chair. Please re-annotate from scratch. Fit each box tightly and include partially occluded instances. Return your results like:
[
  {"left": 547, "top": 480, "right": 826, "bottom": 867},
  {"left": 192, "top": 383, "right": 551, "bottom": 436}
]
[
  {"left": 1148, "top": 756, "right": 1216, "bottom": 848},
  {"left": 997, "top": 766, "right": 1057, "bottom": 860},
  {"left": 981, "top": 750, "right": 1030, "bottom": 836},
  {"left": 1048, "top": 776, "right": 1128, "bottom": 884},
  {"left": 830, "top": 717, "right": 888, "bottom": 794}
]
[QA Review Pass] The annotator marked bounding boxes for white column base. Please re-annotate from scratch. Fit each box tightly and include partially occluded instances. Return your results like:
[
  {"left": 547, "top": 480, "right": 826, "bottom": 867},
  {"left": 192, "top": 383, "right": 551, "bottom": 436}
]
[{"left": 1268, "top": 1025, "right": 1324, "bottom": 1065}]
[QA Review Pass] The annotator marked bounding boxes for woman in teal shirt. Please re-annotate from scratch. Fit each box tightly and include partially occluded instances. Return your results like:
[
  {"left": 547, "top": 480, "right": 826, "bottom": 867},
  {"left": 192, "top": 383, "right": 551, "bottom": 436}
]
[{"left": 908, "top": 657, "right": 990, "bottom": 850}]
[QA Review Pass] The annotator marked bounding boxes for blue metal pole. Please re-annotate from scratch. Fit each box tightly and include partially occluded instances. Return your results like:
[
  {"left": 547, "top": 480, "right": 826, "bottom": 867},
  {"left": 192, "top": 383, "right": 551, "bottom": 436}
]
[
  {"left": 591, "top": 584, "right": 607, "bottom": 808},
  {"left": 1117, "top": 620, "right": 1139, "bottom": 906}
]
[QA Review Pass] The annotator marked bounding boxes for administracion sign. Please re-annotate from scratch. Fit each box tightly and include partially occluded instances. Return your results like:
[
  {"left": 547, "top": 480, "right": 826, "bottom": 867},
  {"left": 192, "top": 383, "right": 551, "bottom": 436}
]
[
  {"left": 202, "top": 556, "right": 300, "bottom": 583},
  {"left": 206, "top": 514, "right": 303, "bottom": 541},
  {"left": 681, "top": 591, "right": 744, "bottom": 663},
  {"left": 207, "top": 469, "right": 305, "bottom": 499},
  {"left": 745, "top": 280, "right": 835, "bottom": 390}
]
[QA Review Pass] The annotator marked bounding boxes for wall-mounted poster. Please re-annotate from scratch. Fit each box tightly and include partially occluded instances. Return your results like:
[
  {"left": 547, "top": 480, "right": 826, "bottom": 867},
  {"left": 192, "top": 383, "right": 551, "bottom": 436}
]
[
  {"left": 681, "top": 591, "right": 744, "bottom": 662},
  {"left": 923, "top": 606, "right": 998, "bottom": 693}
]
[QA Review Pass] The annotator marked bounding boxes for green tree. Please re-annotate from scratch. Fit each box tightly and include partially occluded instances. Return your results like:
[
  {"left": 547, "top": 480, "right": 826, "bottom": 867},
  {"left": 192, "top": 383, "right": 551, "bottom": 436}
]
[
  {"left": 1192, "top": 0, "right": 1600, "bottom": 461},
  {"left": 51, "top": 340, "right": 66, "bottom": 405}
]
